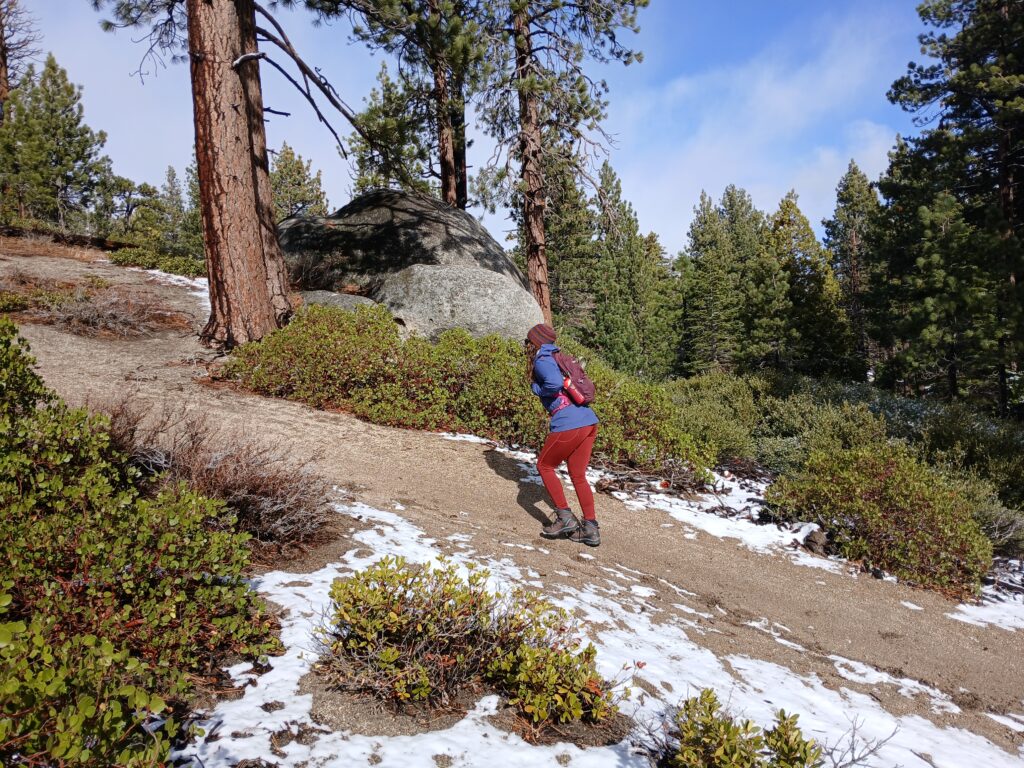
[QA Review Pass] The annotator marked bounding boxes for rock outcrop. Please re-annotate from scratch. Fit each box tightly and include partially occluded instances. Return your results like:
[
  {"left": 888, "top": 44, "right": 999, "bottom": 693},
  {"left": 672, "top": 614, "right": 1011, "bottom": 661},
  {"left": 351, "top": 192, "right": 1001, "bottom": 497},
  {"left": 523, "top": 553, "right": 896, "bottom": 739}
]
[{"left": 279, "top": 189, "right": 543, "bottom": 340}]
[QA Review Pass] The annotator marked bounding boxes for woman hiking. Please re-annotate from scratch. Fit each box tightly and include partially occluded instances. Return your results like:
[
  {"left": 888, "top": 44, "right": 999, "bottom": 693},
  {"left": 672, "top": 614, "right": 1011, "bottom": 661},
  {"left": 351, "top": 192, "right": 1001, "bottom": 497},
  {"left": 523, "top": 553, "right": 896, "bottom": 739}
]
[{"left": 525, "top": 323, "right": 601, "bottom": 547}]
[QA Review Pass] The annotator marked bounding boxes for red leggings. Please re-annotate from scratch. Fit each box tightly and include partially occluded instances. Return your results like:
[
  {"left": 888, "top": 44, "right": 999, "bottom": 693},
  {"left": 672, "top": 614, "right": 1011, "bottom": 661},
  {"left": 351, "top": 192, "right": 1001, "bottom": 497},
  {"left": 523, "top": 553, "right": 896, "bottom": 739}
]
[{"left": 537, "top": 424, "right": 598, "bottom": 521}]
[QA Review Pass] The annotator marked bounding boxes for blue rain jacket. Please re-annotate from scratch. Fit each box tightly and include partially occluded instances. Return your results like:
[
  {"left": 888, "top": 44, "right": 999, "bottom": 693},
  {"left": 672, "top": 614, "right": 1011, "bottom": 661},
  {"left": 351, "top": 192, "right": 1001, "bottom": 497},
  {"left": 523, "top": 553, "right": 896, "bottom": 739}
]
[{"left": 532, "top": 344, "right": 599, "bottom": 433}]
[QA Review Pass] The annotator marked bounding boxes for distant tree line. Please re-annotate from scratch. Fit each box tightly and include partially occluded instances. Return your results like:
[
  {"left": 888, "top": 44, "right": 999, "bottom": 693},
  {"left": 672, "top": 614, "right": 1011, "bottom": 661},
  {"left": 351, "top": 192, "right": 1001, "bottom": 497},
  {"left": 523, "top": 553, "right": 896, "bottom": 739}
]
[{"left": 0, "top": 54, "right": 328, "bottom": 251}]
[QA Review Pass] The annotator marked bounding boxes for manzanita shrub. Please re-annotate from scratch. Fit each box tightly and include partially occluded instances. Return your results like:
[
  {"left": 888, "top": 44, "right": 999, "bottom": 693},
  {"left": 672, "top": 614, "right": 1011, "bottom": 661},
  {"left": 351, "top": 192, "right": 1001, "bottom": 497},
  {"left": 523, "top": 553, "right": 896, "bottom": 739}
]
[
  {"left": 668, "top": 689, "right": 823, "bottom": 768},
  {"left": 226, "top": 304, "right": 713, "bottom": 477},
  {"left": 109, "top": 247, "right": 206, "bottom": 278},
  {"left": 318, "top": 557, "right": 619, "bottom": 727},
  {"left": 766, "top": 442, "right": 993, "bottom": 597},
  {"left": 0, "top": 319, "right": 278, "bottom": 766}
]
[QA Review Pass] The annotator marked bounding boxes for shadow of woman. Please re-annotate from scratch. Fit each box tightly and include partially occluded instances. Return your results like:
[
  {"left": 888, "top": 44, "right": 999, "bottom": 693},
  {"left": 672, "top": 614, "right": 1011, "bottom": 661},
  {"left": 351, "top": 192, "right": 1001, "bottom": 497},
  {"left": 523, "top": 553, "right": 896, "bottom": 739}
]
[{"left": 482, "top": 447, "right": 553, "bottom": 527}]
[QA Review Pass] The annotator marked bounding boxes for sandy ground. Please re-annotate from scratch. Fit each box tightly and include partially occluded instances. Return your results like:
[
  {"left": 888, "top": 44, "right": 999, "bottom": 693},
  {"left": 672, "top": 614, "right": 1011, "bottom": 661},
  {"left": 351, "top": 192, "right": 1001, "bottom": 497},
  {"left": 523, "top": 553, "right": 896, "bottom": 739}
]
[{"left": 4, "top": 250, "right": 1023, "bottom": 757}]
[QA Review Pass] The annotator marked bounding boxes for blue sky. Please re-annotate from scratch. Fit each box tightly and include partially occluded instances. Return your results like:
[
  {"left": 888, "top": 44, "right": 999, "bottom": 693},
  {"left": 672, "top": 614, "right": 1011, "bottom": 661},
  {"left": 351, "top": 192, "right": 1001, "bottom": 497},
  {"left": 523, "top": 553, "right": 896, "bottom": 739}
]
[{"left": 31, "top": 0, "right": 924, "bottom": 254}]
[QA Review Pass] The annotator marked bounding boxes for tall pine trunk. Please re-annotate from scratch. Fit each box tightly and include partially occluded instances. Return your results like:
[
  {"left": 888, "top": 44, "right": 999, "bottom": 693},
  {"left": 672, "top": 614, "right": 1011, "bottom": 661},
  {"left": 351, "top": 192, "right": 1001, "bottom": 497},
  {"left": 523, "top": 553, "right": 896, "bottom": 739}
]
[
  {"left": 427, "top": 0, "right": 459, "bottom": 208},
  {"left": 996, "top": 1, "right": 1019, "bottom": 415},
  {"left": 432, "top": 59, "right": 459, "bottom": 207},
  {"left": 998, "top": 126, "right": 1014, "bottom": 414},
  {"left": 452, "top": 71, "right": 468, "bottom": 209},
  {"left": 0, "top": 9, "right": 9, "bottom": 126},
  {"left": 186, "top": 0, "right": 292, "bottom": 348},
  {"left": 513, "top": 5, "right": 552, "bottom": 325}
]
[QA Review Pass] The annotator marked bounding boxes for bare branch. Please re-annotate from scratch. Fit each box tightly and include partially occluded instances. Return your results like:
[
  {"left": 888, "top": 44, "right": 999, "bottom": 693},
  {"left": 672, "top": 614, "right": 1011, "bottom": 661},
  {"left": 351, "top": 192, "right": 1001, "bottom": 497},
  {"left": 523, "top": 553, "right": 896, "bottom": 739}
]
[
  {"left": 253, "top": 1, "right": 422, "bottom": 189},
  {"left": 257, "top": 50, "right": 347, "bottom": 156}
]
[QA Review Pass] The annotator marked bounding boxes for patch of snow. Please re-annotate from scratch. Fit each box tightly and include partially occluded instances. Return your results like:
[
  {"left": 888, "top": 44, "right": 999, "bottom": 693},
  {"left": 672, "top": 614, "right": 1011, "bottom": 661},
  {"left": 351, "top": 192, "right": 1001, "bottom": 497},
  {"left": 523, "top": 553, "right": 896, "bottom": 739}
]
[
  {"left": 642, "top": 490, "right": 848, "bottom": 575},
  {"left": 901, "top": 601, "right": 924, "bottom": 611},
  {"left": 175, "top": 501, "right": 1022, "bottom": 768},
  {"left": 746, "top": 618, "right": 807, "bottom": 652},
  {"left": 138, "top": 268, "right": 210, "bottom": 311},
  {"left": 828, "top": 656, "right": 959, "bottom": 715},
  {"left": 439, "top": 432, "right": 494, "bottom": 445},
  {"left": 987, "top": 713, "right": 1024, "bottom": 734},
  {"left": 947, "top": 561, "right": 1024, "bottom": 632},
  {"left": 946, "top": 597, "right": 1024, "bottom": 632}
]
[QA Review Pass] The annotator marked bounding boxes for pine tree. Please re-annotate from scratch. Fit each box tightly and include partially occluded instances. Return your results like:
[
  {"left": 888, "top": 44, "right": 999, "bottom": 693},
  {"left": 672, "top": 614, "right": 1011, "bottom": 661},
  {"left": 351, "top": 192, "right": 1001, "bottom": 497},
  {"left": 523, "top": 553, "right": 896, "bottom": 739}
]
[
  {"left": 269, "top": 141, "right": 329, "bottom": 221},
  {"left": 305, "top": 0, "right": 488, "bottom": 208},
  {"left": 94, "top": 0, "right": 294, "bottom": 347},
  {"left": 769, "top": 191, "right": 852, "bottom": 376},
  {"left": 874, "top": 135, "right": 1001, "bottom": 399},
  {"left": 477, "top": 0, "right": 648, "bottom": 324},
  {"left": 0, "top": 0, "right": 41, "bottom": 126},
  {"left": 719, "top": 185, "right": 790, "bottom": 369},
  {"left": 0, "top": 55, "right": 111, "bottom": 226},
  {"left": 574, "top": 162, "right": 676, "bottom": 378},
  {"left": 888, "top": 0, "right": 1024, "bottom": 410},
  {"left": 681, "top": 191, "right": 742, "bottom": 373},
  {"left": 177, "top": 158, "right": 205, "bottom": 259},
  {"left": 907, "top": 192, "right": 999, "bottom": 398},
  {"left": 823, "top": 160, "right": 880, "bottom": 379},
  {"left": 350, "top": 64, "right": 435, "bottom": 195},
  {"left": 536, "top": 145, "right": 598, "bottom": 334},
  {"left": 638, "top": 232, "right": 684, "bottom": 380},
  {"left": 90, "top": 175, "right": 158, "bottom": 240}
]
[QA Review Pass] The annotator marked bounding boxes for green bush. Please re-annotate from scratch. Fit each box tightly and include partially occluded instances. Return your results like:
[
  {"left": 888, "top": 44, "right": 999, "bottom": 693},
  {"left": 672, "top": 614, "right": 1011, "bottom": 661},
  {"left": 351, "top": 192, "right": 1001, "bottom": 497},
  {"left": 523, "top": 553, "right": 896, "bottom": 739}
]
[
  {"left": 780, "top": 377, "right": 1024, "bottom": 511},
  {"left": 766, "top": 443, "right": 993, "bottom": 596},
  {"left": 754, "top": 398, "right": 888, "bottom": 476},
  {"left": 913, "top": 402, "right": 1024, "bottom": 510},
  {"left": 109, "top": 247, "right": 206, "bottom": 278},
  {"left": 0, "top": 605, "right": 173, "bottom": 767},
  {"left": 0, "top": 319, "right": 277, "bottom": 766},
  {"left": 932, "top": 463, "right": 1024, "bottom": 557},
  {"left": 318, "top": 557, "right": 618, "bottom": 727},
  {"left": 668, "top": 689, "right": 823, "bottom": 768},
  {"left": 0, "top": 290, "right": 29, "bottom": 312},
  {"left": 486, "top": 641, "right": 614, "bottom": 725},
  {"left": 109, "top": 247, "right": 162, "bottom": 270},
  {"left": 227, "top": 305, "right": 712, "bottom": 476},
  {"left": 665, "top": 373, "right": 764, "bottom": 463}
]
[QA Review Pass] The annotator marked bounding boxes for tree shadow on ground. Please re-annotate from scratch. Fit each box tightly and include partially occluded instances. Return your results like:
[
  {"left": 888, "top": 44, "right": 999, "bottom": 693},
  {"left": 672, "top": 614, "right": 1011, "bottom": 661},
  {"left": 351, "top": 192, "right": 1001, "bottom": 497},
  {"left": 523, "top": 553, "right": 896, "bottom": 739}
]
[{"left": 482, "top": 448, "right": 553, "bottom": 528}]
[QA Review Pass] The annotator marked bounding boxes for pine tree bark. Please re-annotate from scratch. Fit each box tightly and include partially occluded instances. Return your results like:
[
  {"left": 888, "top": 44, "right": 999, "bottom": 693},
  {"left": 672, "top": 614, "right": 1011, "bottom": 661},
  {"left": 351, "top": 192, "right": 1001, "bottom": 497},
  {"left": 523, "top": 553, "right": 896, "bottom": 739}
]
[
  {"left": 452, "top": 71, "right": 468, "bottom": 209},
  {"left": 995, "top": 0, "right": 1020, "bottom": 415},
  {"left": 425, "top": 0, "right": 459, "bottom": 208},
  {"left": 514, "top": 5, "right": 552, "bottom": 325},
  {"left": 432, "top": 59, "right": 459, "bottom": 207},
  {"left": 0, "top": 7, "right": 11, "bottom": 126},
  {"left": 186, "top": 0, "right": 292, "bottom": 348}
]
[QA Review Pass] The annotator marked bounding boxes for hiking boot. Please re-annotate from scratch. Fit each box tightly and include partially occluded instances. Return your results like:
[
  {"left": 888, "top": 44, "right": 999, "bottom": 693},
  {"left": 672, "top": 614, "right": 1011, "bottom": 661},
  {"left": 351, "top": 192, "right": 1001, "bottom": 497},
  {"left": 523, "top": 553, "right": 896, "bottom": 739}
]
[
  {"left": 570, "top": 519, "right": 601, "bottom": 547},
  {"left": 541, "top": 508, "right": 579, "bottom": 539}
]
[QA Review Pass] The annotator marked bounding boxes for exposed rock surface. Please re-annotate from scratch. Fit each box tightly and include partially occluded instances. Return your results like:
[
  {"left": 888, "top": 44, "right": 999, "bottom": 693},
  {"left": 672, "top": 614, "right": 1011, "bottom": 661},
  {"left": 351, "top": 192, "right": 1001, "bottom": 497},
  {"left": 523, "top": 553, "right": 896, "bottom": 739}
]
[
  {"left": 279, "top": 189, "right": 542, "bottom": 340},
  {"left": 299, "top": 290, "right": 376, "bottom": 312}
]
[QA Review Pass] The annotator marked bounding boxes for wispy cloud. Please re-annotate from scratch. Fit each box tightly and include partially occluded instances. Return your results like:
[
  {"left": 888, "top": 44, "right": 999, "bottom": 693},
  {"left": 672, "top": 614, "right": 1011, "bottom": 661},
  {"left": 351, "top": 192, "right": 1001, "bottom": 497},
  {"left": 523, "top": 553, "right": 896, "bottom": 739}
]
[
  {"left": 604, "top": 6, "right": 918, "bottom": 253},
  {"left": 34, "top": 2, "right": 917, "bottom": 254}
]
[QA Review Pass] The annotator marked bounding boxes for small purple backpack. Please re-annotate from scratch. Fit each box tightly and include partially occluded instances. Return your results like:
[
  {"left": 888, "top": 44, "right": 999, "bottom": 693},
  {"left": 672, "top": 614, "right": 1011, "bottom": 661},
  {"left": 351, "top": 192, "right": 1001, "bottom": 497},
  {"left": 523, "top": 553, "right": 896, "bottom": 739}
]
[{"left": 552, "top": 351, "right": 596, "bottom": 405}]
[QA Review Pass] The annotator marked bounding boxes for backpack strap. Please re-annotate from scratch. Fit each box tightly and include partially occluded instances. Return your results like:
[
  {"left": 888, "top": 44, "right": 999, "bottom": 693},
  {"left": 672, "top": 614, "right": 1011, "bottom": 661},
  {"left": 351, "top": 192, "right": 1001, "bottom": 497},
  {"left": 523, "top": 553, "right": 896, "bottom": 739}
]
[{"left": 549, "top": 394, "right": 572, "bottom": 417}]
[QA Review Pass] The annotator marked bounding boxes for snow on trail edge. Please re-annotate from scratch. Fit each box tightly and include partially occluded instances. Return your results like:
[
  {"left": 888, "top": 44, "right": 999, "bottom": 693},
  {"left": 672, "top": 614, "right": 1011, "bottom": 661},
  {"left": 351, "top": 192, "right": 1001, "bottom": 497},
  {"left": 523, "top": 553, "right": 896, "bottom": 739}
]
[
  {"left": 440, "top": 434, "right": 1024, "bottom": 634},
  {"left": 174, "top": 501, "right": 1023, "bottom": 768}
]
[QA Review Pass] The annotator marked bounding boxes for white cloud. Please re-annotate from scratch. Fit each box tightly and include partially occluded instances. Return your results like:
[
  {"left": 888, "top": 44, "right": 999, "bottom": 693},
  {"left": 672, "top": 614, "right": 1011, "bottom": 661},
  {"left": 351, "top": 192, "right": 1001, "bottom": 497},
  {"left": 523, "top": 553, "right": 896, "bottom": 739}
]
[
  {"left": 604, "top": 7, "right": 917, "bottom": 252},
  {"left": 30, "top": 2, "right": 917, "bottom": 252}
]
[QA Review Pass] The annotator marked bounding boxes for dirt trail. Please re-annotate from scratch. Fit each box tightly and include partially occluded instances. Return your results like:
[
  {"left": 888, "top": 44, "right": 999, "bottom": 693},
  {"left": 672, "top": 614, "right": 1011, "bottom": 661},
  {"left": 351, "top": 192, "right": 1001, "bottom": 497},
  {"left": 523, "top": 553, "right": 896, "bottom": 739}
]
[{"left": 5, "top": 251, "right": 1023, "bottom": 757}]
